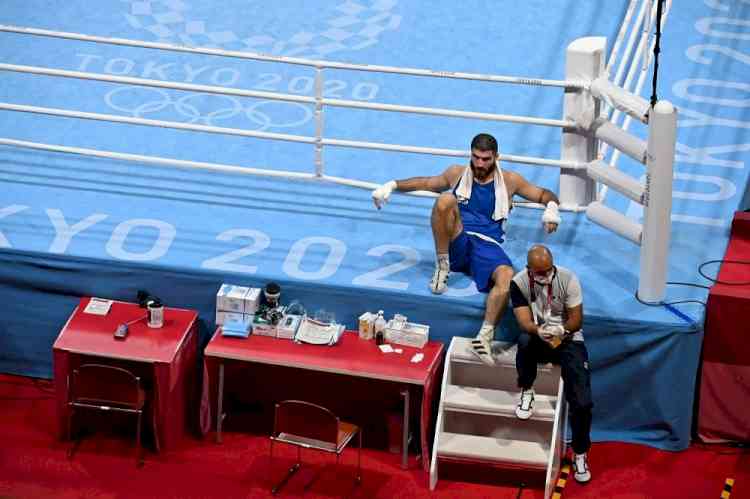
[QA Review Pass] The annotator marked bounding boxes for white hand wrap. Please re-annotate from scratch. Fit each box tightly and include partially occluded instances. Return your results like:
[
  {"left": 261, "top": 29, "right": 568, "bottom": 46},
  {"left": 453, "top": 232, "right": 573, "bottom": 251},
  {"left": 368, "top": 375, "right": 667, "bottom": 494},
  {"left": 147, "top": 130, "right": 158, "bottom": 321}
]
[
  {"left": 372, "top": 180, "right": 397, "bottom": 209},
  {"left": 542, "top": 200, "right": 561, "bottom": 226},
  {"left": 540, "top": 324, "right": 565, "bottom": 338}
]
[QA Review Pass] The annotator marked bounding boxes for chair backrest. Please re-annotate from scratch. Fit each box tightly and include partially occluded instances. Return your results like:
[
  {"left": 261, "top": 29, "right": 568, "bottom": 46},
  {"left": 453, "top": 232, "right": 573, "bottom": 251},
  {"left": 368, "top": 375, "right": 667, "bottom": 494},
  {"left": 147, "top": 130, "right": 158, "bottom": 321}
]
[
  {"left": 273, "top": 400, "right": 339, "bottom": 444},
  {"left": 70, "top": 363, "right": 142, "bottom": 408}
]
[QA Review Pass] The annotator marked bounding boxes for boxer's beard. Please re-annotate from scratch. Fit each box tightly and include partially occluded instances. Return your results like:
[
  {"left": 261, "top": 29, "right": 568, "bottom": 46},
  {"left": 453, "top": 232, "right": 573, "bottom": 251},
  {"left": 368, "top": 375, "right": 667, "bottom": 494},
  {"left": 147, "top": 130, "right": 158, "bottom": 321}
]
[{"left": 470, "top": 160, "right": 495, "bottom": 182}]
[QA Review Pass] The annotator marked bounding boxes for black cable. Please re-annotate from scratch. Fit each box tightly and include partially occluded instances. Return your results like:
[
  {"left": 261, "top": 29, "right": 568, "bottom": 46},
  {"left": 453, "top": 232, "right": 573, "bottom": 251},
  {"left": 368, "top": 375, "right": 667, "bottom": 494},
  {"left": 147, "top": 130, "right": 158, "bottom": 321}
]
[
  {"left": 634, "top": 292, "right": 706, "bottom": 309},
  {"left": 650, "top": 0, "right": 666, "bottom": 107},
  {"left": 635, "top": 258, "right": 750, "bottom": 310},
  {"left": 666, "top": 281, "right": 710, "bottom": 290},
  {"left": 698, "top": 259, "right": 750, "bottom": 286}
]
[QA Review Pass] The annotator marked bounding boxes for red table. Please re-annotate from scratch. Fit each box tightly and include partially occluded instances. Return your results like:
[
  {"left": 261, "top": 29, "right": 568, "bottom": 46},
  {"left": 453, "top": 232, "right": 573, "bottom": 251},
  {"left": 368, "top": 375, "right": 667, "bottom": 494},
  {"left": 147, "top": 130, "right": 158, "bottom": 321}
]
[
  {"left": 53, "top": 297, "right": 200, "bottom": 451},
  {"left": 204, "top": 330, "right": 444, "bottom": 471}
]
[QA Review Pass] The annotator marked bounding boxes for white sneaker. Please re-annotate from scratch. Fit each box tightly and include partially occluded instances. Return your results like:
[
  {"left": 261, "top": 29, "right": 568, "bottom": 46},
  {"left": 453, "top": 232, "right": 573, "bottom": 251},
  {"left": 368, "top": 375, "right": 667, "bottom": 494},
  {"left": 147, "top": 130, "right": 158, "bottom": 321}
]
[
  {"left": 429, "top": 262, "right": 450, "bottom": 294},
  {"left": 573, "top": 452, "right": 591, "bottom": 483},
  {"left": 515, "top": 389, "right": 535, "bottom": 420},
  {"left": 469, "top": 324, "right": 495, "bottom": 365}
]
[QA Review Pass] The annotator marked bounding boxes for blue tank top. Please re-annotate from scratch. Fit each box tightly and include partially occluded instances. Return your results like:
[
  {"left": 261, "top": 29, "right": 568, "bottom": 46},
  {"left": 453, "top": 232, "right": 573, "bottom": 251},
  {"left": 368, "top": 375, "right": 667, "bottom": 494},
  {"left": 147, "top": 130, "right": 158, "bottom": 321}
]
[{"left": 453, "top": 180, "right": 506, "bottom": 243}]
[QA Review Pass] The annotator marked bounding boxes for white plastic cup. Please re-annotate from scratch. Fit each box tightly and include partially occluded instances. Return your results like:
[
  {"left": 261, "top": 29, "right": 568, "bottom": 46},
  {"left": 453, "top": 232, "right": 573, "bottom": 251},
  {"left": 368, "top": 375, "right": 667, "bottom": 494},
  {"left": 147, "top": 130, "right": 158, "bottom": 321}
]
[{"left": 147, "top": 300, "right": 164, "bottom": 328}]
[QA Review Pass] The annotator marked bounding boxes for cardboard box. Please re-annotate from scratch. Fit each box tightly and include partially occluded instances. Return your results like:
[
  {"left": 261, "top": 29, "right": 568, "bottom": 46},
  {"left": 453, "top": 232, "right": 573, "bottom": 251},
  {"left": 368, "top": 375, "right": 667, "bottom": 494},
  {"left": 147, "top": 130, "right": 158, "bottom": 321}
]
[
  {"left": 216, "top": 310, "right": 244, "bottom": 326},
  {"left": 384, "top": 321, "right": 429, "bottom": 348},
  {"left": 358, "top": 312, "right": 374, "bottom": 340},
  {"left": 216, "top": 284, "right": 250, "bottom": 313}
]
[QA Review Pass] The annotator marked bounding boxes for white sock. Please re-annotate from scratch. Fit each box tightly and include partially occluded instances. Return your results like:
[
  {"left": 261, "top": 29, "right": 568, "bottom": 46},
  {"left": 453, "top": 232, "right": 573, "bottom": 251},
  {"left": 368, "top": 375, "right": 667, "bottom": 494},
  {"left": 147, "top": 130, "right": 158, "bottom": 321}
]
[
  {"left": 478, "top": 321, "right": 495, "bottom": 341},
  {"left": 437, "top": 253, "right": 450, "bottom": 269}
]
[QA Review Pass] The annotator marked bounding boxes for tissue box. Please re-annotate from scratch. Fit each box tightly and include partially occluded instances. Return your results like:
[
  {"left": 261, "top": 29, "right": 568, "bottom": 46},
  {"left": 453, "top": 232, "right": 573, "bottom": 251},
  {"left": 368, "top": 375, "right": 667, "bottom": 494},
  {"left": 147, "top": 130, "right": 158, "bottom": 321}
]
[
  {"left": 216, "top": 284, "right": 250, "bottom": 313},
  {"left": 216, "top": 310, "right": 244, "bottom": 326},
  {"left": 384, "top": 321, "right": 429, "bottom": 348}
]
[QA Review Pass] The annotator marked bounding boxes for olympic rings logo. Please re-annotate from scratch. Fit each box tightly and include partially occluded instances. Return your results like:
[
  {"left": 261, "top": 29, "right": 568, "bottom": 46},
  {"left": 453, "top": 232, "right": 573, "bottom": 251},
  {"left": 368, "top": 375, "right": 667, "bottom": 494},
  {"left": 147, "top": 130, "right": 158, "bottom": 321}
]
[{"left": 104, "top": 86, "right": 312, "bottom": 130}]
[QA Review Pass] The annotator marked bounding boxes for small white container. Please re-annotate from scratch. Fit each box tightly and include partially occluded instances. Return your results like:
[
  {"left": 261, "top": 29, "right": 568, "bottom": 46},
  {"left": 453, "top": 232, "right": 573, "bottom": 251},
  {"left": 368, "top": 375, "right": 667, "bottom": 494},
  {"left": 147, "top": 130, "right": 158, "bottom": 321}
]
[{"left": 147, "top": 300, "right": 164, "bottom": 328}]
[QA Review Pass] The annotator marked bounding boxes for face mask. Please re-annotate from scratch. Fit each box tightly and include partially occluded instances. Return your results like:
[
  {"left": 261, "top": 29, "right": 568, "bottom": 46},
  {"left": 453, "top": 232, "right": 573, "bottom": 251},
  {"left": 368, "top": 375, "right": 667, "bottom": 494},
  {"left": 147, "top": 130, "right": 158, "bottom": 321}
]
[
  {"left": 534, "top": 274, "right": 552, "bottom": 286},
  {"left": 528, "top": 266, "right": 555, "bottom": 286}
]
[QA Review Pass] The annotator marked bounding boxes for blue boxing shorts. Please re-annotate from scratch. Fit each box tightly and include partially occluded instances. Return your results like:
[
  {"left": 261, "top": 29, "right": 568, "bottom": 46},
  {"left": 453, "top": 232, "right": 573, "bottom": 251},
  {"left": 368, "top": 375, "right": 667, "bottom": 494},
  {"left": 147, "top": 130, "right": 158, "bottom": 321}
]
[{"left": 449, "top": 231, "right": 513, "bottom": 293}]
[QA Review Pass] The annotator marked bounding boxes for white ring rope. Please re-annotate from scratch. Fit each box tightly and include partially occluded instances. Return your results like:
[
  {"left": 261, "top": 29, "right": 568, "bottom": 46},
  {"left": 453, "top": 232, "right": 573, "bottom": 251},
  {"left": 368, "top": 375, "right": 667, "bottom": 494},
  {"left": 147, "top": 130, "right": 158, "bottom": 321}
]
[
  {"left": 0, "top": 102, "right": 317, "bottom": 144},
  {"left": 0, "top": 137, "right": 316, "bottom": 180},
  {"left": 610, "top": 1, "right": 650, "bottom": 106},
  {"left": 599, "top": 0, "right": 672, "bottom": 169},
  {"left": 0, "top": 63, "right": 572, "bottom": 128},
  {"left": 0, "top": 101, "right": 583, "bottom": 170},
  {"left": 0, "top": 24, "right": 585, "bottom": 89},
  {"left": 597, "top": 0, "right": 672, "bottom": 202},
  {"left": 0, "top": 137, "right": 588, "bottom": 214},
  {"left": 605, "top": 0, "right": 640, "bottom": 78}
]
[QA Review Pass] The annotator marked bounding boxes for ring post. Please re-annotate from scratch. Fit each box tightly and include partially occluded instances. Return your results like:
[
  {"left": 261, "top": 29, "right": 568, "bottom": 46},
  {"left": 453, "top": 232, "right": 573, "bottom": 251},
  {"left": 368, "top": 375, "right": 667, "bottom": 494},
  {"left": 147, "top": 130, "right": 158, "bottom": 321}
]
[
  {"left": 561, "top": 37, "right": 606, "bottom": 207},
  {"left": 638, "top": 100, "right": 677, "bottom": 302}
]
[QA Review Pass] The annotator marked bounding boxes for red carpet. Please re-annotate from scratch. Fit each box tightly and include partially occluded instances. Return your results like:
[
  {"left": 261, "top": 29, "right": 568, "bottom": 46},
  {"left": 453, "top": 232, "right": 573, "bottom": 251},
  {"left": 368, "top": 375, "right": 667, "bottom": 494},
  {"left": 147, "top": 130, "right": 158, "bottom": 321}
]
[{"left": 0, "top": 373, "right": 747, "bottom": 498}]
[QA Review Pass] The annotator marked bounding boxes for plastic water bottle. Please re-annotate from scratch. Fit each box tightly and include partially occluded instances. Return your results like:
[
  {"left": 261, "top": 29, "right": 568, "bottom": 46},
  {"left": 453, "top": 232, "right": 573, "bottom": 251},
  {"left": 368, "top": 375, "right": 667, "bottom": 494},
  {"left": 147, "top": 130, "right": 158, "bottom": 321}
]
[{"left": 374, "top": 310, "right": 386, "bottom": 345}]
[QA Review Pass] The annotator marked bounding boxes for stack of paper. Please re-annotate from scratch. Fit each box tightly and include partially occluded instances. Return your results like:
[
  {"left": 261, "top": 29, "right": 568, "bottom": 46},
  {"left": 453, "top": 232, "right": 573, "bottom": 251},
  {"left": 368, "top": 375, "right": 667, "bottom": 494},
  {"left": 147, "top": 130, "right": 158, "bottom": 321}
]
[{"left": 295, "top": 317, "right": 345, "bottom": 346}]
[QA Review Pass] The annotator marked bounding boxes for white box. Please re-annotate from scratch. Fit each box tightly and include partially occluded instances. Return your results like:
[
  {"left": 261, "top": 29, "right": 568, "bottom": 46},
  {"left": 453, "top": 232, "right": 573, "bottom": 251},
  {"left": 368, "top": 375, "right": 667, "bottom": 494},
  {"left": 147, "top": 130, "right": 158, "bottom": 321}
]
[
  {"left": 277, "top": 314, "right": 302, "bottom": 340},
  {"left": 244, "top": 287, "right": 262, "bottom": 315},
  {"left": 251, "top": 314, "right": 277, "bottom": 337},
  {"left": 216, "top": 284, "right": 250, "bottom": 313},
  {"left": 216, "top": 310, "right": 244, "bottom": 326},
  {"left": 384, "top": 321, "right": 429, "bottom": 348}
]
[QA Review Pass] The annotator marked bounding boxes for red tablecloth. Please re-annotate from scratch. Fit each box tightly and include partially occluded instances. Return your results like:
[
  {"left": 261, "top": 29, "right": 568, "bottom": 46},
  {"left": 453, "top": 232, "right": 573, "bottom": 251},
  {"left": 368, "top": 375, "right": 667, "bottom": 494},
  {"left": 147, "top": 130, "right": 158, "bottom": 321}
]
[
  {"left": 53, "top": 297, "right": 199, "bottom": 451},
  {"left": 204, "top": 330, "right": 444, "bottom": 470}
]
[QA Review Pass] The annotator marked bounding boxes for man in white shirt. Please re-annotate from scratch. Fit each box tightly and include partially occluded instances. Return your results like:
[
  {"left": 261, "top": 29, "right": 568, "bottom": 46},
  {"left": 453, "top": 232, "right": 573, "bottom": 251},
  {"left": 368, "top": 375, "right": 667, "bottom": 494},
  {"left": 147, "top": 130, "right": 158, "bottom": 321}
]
[{"left": 509, "top": 244, "right": 593, "bottom": 483}]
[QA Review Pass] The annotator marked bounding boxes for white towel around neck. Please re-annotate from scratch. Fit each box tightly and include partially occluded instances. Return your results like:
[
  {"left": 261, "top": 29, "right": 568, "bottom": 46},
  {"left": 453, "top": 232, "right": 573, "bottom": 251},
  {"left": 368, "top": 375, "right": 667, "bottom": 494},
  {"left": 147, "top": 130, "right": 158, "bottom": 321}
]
[{"left": 454, "top": 165, "right": 509, "bottom": 221}]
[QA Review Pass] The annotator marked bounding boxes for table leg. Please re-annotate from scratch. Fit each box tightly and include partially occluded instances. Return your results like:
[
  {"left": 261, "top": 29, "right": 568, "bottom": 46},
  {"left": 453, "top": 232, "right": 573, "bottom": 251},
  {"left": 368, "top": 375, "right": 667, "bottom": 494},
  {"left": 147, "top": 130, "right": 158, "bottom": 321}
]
[
  {"left": 401, "top": 386, "right": 410, "bottom": 470},
  {"left": 216, "top": 362, "right": 225, "bottom": 444}
]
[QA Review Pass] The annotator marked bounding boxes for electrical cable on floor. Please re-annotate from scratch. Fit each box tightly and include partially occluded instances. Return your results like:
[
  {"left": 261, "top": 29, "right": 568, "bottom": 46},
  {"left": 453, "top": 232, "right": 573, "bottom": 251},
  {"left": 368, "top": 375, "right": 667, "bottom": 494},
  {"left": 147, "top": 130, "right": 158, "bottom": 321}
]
[
  {"left": 635, "top": 258, "right": 750, "bottom": 310},
  {"left": 698, "top": 259, "right": 750, "bottom": 286},
  {"left": 634, "top": 291, "right": 706, "bottom": 309}
]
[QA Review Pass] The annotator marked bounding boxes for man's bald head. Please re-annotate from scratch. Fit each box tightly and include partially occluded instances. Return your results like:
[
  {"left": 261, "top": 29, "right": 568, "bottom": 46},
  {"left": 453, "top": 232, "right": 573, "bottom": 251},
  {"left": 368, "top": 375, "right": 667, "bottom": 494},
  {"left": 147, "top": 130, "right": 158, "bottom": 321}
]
[{"left": 527, "top": 244, "right": 553, "bottom": 272}]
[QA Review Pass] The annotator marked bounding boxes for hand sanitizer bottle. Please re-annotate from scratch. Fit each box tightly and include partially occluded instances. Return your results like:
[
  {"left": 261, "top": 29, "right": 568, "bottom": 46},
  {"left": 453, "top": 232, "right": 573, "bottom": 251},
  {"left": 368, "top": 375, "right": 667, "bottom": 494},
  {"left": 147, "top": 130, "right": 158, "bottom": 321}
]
[{"left": 374, "top": 310, "right": 386, "bottom": 345}]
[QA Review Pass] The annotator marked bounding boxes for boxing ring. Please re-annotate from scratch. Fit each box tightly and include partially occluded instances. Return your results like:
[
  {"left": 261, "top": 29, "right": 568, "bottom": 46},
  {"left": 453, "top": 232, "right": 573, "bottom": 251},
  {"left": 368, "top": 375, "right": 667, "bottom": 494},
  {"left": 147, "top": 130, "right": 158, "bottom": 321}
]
[{"left": 1, "top": 0, "right": 749, "bottom": 452}]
